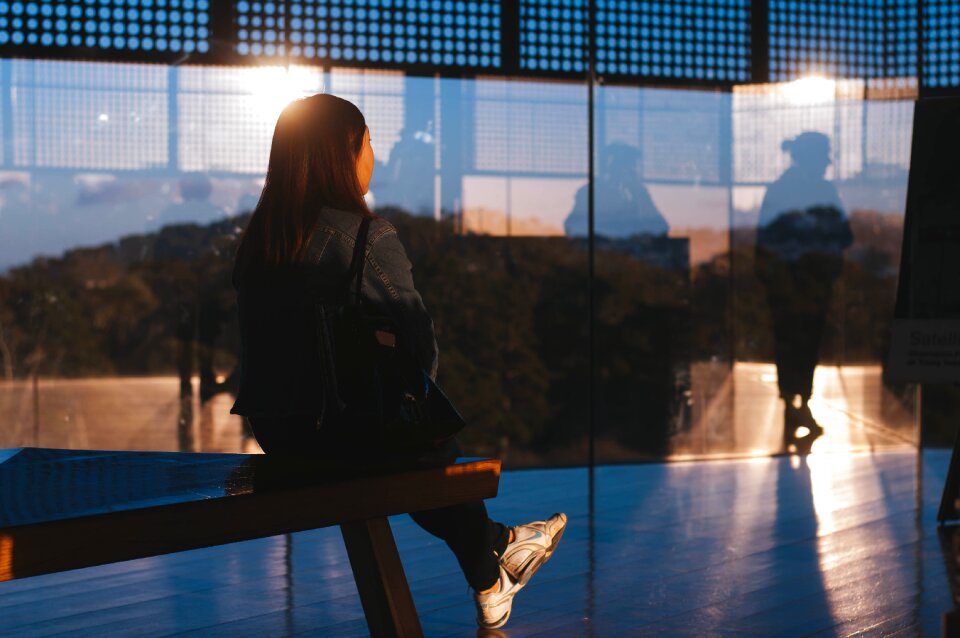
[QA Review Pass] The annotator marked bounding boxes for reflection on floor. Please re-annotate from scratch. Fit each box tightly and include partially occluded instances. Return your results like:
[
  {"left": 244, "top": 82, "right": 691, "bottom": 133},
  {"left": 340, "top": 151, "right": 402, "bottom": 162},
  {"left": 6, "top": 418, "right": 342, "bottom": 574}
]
[
  {"left": 0, "top": 365, "right": 918, "bottom": 460},
  {"left": 673, "top": 362, "right": 916, "bottom": 458},
  {"left": 0, "top": 377, "right": 258, "bottom": 454},
  {"left": 0, "top": 449, "right": 952, "bottom": 636}
]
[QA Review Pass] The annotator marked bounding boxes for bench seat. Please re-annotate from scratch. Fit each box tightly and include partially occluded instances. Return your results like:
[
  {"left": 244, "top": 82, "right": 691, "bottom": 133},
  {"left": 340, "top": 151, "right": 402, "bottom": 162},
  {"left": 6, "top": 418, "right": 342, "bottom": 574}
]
[{"left": 0, "top": 447, "right": 501, "bottom": 637}]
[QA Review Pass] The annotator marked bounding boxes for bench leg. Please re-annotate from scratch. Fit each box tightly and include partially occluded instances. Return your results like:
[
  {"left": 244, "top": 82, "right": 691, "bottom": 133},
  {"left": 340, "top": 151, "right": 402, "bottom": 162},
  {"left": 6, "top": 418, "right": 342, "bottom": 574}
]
[{"left": 340, "top": 517, "right": 424, "bottom": 638}]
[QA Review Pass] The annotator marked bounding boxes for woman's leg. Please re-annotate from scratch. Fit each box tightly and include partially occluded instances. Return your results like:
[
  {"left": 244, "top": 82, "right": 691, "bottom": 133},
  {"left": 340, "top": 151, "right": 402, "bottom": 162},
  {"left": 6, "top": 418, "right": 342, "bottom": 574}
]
[
  {"left": 409, "top": 502, "right": 510, "bottom": 592},
  {"left": 248, "top": 415, "right": 322, "bottom": 454},
  {"left": 249, "top": 417, "right": 509, "bottom": 590}
]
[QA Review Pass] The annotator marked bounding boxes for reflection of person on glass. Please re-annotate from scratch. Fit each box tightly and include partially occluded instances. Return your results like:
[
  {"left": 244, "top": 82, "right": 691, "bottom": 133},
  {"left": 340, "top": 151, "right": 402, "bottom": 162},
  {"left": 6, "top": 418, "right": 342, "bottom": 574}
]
[
  {"left": 378, "top": 125, "right": 435, "bottom": 214},
  {"left": 755, "top": 132, "right": 852, "bottom": 453},
  {"left": 564, "top": 143, "right": 668, "bottom": 238},
  {"left": 163, "top": 176, "right": 238, "bottom": 404},
  {"left": 230, "top": 94, "right": 565, "bottom": 630}
]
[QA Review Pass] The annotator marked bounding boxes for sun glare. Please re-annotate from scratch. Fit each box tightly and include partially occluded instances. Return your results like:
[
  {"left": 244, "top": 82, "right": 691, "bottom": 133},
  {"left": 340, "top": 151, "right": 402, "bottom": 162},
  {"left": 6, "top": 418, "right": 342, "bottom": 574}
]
[
  {"left": 248, "top": 66, "right": 322, "bottom": 121},
  {"left": 780, "top": 75, "right": 836, "bottom": 105}
]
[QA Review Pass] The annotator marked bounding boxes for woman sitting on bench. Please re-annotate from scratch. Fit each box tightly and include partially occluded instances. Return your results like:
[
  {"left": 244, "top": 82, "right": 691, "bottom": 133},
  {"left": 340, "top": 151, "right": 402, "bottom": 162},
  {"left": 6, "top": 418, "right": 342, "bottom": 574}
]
[{"left": 230, "top": 93, "right": 566, "bottom": 630}]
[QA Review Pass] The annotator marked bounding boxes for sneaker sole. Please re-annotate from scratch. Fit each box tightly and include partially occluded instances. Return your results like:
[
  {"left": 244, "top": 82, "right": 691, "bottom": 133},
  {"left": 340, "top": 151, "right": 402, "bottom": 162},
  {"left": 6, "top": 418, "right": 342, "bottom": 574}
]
[{"left": 479, "top": 609, "right": 511, "bottom": 629}]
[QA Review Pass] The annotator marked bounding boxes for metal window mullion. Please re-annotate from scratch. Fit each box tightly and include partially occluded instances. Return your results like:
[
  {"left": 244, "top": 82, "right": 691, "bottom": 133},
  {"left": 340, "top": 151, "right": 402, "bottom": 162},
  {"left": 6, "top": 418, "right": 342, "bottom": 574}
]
[
  {"left": 587, "top": 0, "right": 597, "bottom": 477},
  {"left": 750, "top": 0, "right": 769, "bottom": 83},
  {"left": 500, "top": 0, "right": 520, "bottom": 75}
]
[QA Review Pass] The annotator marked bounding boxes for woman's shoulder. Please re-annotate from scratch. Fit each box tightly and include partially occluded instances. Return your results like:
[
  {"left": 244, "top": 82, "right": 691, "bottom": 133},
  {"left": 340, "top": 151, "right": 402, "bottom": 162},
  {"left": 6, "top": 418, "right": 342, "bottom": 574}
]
[
  {"left": 313, "top": 207, "right": 396, "bottom": 245},
  {"left": 366, "top": 214, "right": 398, "bottom": 245}
]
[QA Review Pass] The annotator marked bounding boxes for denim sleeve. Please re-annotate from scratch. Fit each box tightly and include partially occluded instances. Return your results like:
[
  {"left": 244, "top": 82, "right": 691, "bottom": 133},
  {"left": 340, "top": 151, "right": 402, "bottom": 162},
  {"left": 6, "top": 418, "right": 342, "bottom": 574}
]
[{"left": 364, "top": 226, "right": 439, "bottom": 380}]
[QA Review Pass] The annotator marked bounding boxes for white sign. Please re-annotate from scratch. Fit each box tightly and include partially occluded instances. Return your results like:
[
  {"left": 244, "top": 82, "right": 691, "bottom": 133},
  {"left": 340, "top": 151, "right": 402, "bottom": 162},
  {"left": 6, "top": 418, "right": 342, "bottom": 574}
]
[{"left": 886, "top": 319, "right": 960, "bottom": 383}]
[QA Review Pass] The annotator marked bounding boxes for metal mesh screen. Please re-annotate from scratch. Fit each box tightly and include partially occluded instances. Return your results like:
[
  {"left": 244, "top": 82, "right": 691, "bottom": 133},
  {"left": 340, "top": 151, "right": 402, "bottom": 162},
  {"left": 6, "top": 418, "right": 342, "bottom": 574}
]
[
  {"left": 474, "top": 80, "right": 587, "bottom": 174},
  {"left": 235, "top": 0, "right": 501, "bottom": 68},
  {"left": 0, "top": 2, "right": 940, "bottom": 90},
  {"left": 885, "top": 0, "right": 917, "bottom": 79},
  {"left": 923, "top": 0, "right": 960, "bottom": 88},
  {"left": 596, "top": 0, "right": 751, "bottom": 82},
  {"left": 11, "top": 60, "right": 168, "bottom": 170},
  {"left": 769, "top": 0, "right": 885, "bottom": 81},
  {"left": 0, "top": 0, "right": 210, "bottom": 54},
  {"left": 519, "top": 0, "right": 751, "bottom": 82},
  {"left": 519, "top": 0, "right": 587, "bottom": 73}
]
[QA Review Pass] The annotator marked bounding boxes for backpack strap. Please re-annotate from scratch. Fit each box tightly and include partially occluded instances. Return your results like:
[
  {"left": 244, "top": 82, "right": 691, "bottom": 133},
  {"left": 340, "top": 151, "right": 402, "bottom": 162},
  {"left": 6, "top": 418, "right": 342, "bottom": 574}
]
[{"left": 344, "top": 216, "right": 372, "bottom": 306}]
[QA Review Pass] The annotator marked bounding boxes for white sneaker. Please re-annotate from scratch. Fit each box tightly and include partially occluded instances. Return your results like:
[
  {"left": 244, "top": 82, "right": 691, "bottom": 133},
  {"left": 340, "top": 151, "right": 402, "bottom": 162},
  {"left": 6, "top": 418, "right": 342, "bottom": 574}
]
[
  {"left": 500, "top": 512, "right": 567, "bottom": 585},
  {"left": 474, "top": 565, "right": 524, "bottom": 629},
  {"left": 474, "top": 512, "right": 568, "bottom": 629}
]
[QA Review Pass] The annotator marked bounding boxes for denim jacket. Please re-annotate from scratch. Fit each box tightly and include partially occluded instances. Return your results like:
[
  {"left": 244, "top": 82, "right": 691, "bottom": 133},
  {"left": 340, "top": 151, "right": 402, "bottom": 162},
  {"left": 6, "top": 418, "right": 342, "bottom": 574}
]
[{"left": 230, "top": 207, "right": 438, "bottom": 418}]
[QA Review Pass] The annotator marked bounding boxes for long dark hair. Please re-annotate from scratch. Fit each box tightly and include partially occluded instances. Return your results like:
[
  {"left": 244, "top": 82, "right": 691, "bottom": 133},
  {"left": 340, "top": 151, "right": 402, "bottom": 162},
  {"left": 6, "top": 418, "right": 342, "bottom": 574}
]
[{"left": 237, "top": 94, "right": 372, "bottom": 269}]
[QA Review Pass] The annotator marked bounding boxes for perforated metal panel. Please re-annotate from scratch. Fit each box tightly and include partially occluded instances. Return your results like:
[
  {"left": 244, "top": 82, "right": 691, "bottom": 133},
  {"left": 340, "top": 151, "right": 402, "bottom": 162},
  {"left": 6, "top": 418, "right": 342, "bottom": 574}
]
[
  {"left": 0, "top": 1, "right": 939, "bottom": 91},
  {"left": 519, "top": 0, "right": 751, "bottom": 82},
  {"left": 864, "top": 99, "right": 913, "bottom": 171},
  {"left": 474, "top": 80, "right": 587, "bottom": 174},
  {"left": 596, "top": 0, "right": 751, "bottom": 82},
  {"left": 600, "top": 88, "right": 724, "bottom": 184},
  {"left": 235, "top": 0, "right": 501, "bottom": 68},
  {"left": 923, "top": 0, "right": 960, "bottom": 88},
  {"left": 0, "top": 0, "right": 210, "bottom": 54},
  {"left": 885, "top": 0, "right": 917, "bottom": 79},
  {"left": 519, "top": 0, "right": 587, "bottom": 73},
  {"left": 11, "top": 60, "right": 169, "bottom": 170},
  {"left": 769, "top": 1, "right": 885, "bottom": 82}
]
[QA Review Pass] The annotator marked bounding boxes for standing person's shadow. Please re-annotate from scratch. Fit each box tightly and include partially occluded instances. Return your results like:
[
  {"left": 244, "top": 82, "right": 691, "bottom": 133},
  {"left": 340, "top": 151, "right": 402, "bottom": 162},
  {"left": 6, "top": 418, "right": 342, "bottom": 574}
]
[
  {"left": 562, "top": 144, "right": 686, "bottom": 456},
  {"left": 755, "top": 132, "right": 853, "bottom": 454},
  {"left": 375, "top": 125, "right": 435, "bottom": 215},
  {"left": 563, "top": 143, "right": 668, "bottom": 239}
]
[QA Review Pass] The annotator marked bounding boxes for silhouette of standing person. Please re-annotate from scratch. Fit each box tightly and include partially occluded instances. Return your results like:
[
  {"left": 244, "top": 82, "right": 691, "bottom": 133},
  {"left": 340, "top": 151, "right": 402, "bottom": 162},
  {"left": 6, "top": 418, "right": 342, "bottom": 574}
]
[
  {"left": 564, "top": 143, "right": 668, "bottom": 238},
  {"left": 377, "top": 125, "right": 435, "bottom": 215},
  {"left": 756, "top": 132, "right": 853, "bottom": 453}
]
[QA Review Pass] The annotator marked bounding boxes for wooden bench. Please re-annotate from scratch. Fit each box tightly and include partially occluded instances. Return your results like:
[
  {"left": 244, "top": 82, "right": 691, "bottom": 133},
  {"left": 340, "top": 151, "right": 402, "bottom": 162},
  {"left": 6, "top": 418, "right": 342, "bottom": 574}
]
[{"left": 0, "top": 447, "right": 501, "bottom": 637}]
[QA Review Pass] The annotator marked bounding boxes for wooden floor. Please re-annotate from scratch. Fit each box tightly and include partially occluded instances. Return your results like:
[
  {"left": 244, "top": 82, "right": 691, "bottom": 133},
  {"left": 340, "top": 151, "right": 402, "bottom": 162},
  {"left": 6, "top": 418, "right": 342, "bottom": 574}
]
[{"left": 0, "top": 449, "right": 954, "bottom": 637}]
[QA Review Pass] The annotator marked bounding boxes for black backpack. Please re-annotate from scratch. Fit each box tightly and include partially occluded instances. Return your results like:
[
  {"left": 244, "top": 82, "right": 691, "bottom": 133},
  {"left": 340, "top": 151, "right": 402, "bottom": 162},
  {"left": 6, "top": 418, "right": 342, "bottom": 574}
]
[{"left": 314, "top": 217, "right": 465, "bottom": 453}]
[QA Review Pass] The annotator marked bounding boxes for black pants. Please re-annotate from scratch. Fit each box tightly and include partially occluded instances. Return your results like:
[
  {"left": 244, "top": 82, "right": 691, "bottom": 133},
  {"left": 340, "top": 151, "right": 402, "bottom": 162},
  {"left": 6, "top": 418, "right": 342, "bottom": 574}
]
[
  {"left": 764, "top": 271, "right": 836, "bottom": 402},
  {"left": 248, "top": 416, "right": 509, "bottom": 591}
]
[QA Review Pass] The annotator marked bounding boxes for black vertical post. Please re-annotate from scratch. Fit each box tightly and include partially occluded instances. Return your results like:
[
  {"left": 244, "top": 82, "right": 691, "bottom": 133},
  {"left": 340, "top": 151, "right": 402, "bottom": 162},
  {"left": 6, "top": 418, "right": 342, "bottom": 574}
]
[
  {"left": 916, "top": 0, "right": 925, "bottom": 96},
  {"left": 586, "top": 4, "right": 598, "bottom": 628},
  {"left": 587, "top": 0, "right": 597, "bottom": 492},
  {"left": 208, "top": 0, "right": 236, "bottom": 62},
  {"left": 500, "top": 0, "right": 520, "bottom": 75},
  {"left": 283, "top": 0, "right": 295, "bottom": 67},
  {"left": 751, "top": 0, "right": 769, "bottom": 83}
]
